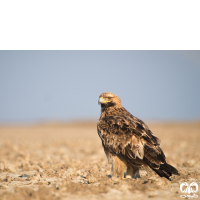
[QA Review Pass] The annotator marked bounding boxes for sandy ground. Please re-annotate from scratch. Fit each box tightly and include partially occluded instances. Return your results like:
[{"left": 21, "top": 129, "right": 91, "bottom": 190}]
[{"left": 0, "top": 121, "right": 200, "bottom": 200}]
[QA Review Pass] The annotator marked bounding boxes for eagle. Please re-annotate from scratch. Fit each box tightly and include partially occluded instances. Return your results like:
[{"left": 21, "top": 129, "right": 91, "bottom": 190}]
[{"left": 97, "top": 92, "right": 179, "bottom": 180}]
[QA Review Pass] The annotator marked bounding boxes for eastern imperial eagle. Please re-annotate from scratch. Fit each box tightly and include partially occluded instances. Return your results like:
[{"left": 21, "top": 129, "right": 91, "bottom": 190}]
[{"left": 97, "top": 92, "right": 179, "bottom": 180}]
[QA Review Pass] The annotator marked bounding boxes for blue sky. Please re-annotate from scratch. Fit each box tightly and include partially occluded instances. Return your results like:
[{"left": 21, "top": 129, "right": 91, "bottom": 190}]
[{"left": 0, "top": 51, "right": 200, "bottom": 123}]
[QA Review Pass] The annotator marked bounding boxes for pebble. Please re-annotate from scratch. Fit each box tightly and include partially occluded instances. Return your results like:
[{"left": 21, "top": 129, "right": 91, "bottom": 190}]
[
  {"left": 6, "top": 176, "right": 12, "bottom": 182},
  {"left": 64, "top": 168, "right": 74, "bottom": 177},
  {"left": 88, "top": 176, "right": 97, "bottom": 183}
]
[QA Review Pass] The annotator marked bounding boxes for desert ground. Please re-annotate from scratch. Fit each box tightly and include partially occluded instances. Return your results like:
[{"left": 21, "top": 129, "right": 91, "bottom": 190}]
[{"left": 0, "top": 121, "right": 200, "bottom": 200}]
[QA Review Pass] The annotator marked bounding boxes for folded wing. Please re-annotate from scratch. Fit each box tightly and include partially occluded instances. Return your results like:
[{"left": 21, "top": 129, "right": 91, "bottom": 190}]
[{"left": 97, "top": 115, "right": 179, "bottom": 180}]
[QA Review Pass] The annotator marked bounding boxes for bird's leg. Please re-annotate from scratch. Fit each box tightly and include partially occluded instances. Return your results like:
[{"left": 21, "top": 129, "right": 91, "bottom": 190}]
[
  {"left": 111, "top": 156, "right": 126, "bottom": 179},
  {"left": 126, "top": 164, "right": 140, "bottom": 179},
  {"left": 126, "top": 165, "right": 134, "bottom": 179}
]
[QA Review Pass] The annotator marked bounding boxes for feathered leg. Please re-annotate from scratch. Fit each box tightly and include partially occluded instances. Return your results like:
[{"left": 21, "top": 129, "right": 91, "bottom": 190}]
[
  {"left": 126, "top": 164, "right": 140, "bottom": 179},
  {"left": 111, "top": 155, "right": 126, "bottom": 179}
]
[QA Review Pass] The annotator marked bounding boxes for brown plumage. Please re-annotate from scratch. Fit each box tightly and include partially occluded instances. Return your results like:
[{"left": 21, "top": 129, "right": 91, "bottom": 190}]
[{"left": 97, "top": 92, "right": 179, "bottom": 180}]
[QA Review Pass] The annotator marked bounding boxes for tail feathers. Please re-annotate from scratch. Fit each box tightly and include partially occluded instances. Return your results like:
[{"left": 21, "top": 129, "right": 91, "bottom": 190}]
[
  {"left": 143, "top": 157, "right": 179, "bottom": 181},
  {"left": 151, "top": 168, "right": 171, "bottom": 180},
  {"left": 152, "top": 163, "right": 180, "bottom": 181},
  {"left": 160, "top": 162, "right": 180, "bottom": 176}
]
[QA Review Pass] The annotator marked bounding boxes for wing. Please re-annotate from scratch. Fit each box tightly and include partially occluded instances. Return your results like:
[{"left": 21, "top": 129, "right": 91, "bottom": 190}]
[{"left": 97, "top": 114, "right": 166, "bottom": 168}]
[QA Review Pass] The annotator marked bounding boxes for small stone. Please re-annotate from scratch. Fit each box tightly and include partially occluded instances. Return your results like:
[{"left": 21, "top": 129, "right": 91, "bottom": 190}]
[
  {"left": 99, "top": 168, "right": 105, "bottom": 172},
  {"left": 140, "top": 170, "right": 147, "bottom": 177},
  {"left": 71, "top": 177, "right": 85, "bottom": 184},
  {"left": 29, "top": 174, "right": 40, "bottom": 181},
  {"left": 19, "top": 174, "right": 30, "bottom": 178},
  {"left": 143, "top": 180, "right": 148, "bottom": 184},
  {"left": 76, "top": 170, "right": 82, "bottom": 175},
  {"left": 111, "top": 177, "right": 119, "bottom": 183},
  {"left": 63, "top": 168, "right": 74, "bottom": 177},
  {"left": 6, "top": 176, "right": 12, "bottom": 182},
  {"left": 88, "top": 176, "right": 97, "bottom": 183},
  {"left": 81, "top": 172, "right": 87, "bottom": 178}
]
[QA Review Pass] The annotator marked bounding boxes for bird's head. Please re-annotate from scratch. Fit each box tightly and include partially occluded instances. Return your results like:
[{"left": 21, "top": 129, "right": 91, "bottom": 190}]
[{"left": 98, "top": 92, "right": 122, "bottom": 108}]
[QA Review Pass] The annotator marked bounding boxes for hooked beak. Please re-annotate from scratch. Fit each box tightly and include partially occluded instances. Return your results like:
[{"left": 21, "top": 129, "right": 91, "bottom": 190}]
[{"left": 98, "top": 97, "right": 109, "bottom": 105}]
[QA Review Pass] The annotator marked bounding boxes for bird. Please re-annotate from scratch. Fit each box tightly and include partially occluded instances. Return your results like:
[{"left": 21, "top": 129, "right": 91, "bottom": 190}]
[{"left": 97, "top": 92, "right": 180, "bottom": 180}]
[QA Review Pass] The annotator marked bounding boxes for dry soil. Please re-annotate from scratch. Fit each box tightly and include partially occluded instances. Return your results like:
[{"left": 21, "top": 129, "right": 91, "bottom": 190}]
[{"left": 0, "top": 121, "right": 200, "bottom": 200}]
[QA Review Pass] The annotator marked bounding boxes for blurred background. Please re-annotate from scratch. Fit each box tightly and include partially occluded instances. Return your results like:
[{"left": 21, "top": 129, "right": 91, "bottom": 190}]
[{"left": 0, "top": 50, "right": 200, "bottom": 124}]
